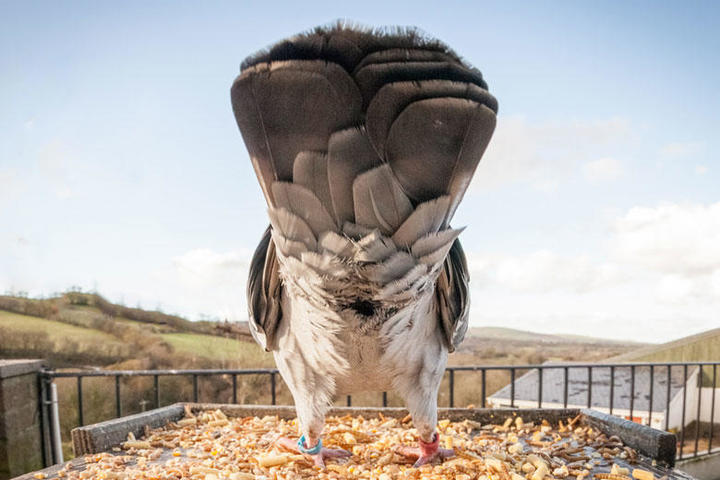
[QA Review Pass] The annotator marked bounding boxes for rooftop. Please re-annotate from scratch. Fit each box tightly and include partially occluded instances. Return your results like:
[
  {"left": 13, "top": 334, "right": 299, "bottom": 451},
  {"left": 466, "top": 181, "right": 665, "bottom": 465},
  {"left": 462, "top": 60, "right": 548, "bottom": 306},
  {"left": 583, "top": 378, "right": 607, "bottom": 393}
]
[{"left": 489, "top": 364, "right": 693, "bottom": 412}]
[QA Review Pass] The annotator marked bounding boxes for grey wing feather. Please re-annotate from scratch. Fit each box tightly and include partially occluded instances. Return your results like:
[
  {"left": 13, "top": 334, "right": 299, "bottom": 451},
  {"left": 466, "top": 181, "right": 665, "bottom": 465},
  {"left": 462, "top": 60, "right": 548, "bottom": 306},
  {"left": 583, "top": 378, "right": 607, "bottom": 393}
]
[
  {"left": 435, "top": 238, "right": 470, "bottom": 352},
  {"left": 247, "top": 226, "right": 282, "bottom": 351}
]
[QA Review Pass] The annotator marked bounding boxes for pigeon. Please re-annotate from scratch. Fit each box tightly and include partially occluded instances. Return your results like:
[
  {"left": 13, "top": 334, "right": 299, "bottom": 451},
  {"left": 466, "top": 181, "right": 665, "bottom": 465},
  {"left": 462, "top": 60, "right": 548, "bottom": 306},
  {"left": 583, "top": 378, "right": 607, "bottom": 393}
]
[{"left": 231, "top": 23, "right": 498, "bottom": 467}]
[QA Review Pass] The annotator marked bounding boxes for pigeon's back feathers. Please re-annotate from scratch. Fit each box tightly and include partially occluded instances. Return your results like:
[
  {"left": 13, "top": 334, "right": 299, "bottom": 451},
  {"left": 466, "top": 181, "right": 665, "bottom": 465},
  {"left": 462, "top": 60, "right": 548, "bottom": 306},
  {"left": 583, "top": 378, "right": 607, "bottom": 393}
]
[{"left": 235, "top": 24, "right": 497, "bottom": 353}]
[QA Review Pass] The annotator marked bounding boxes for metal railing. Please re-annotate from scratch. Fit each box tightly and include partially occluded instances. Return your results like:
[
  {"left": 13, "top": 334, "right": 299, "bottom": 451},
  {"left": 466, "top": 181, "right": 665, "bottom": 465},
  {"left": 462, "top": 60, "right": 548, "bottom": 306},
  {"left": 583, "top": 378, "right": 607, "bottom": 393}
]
[{"left": 40, "top": 361, "right": 719, "bottom": 466}]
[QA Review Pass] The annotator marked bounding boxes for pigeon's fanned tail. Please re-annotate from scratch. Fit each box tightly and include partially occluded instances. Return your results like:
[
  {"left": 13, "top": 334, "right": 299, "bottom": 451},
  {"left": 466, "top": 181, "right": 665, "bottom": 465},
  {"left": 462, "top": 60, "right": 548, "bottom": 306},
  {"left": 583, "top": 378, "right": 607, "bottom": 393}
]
[{"left": 235, "top": 25, "right": 497, "bottom": 352}]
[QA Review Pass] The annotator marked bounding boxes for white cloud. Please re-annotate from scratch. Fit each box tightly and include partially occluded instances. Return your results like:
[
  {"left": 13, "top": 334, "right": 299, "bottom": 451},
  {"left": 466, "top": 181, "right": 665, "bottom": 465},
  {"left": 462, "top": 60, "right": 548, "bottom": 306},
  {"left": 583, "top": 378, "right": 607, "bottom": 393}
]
[
  {"left": 472, "top": 115, "right": 631, "bottom": 191},
  {"left": 165, "top": 248, "right": 254, "bottom": 321},
  {"left": 659, "top": 141, "right": 704, "bottom": 157},
  {"left": 583, "top": 157, "right": 624, "bottom": 182},
  {"left": 36, "top": 140, "right": 80, "bottom": 199},
  {"left": 611, "top": 202, "right": 720, "bottom": 276},
  {"left": 463, "top": 201, "right": 720, "bottom": 341},
  {"left": 0, "top": 168, "right": 24, "bottom": 209},
  {"left": 468, "top": 250, "right": 622, "bottom": 294},
  {"left": 695, "top": 165, "right": 708, "bottom": 175}
]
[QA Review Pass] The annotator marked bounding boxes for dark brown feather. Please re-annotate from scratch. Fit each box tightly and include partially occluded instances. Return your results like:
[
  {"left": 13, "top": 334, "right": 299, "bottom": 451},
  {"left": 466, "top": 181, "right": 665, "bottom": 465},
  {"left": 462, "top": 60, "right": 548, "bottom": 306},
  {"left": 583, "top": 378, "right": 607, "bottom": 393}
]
[
  {"left": 435, "top": 239, "right": 470, "bottom": 352},
  {"left": 384, "top": 98, "right": 496, "bottom": 213},
  {"left": 231, "top": 61, "right": 361, "bottom": 205},
  {"left": 366, "top": 80, "right": 498, "bottom": 159},
  {"left": 327, "top": 127, "right": 382, "bottom": 225},
  {"left": 247, "top": 226, "right": 283, "bottom": 351}
]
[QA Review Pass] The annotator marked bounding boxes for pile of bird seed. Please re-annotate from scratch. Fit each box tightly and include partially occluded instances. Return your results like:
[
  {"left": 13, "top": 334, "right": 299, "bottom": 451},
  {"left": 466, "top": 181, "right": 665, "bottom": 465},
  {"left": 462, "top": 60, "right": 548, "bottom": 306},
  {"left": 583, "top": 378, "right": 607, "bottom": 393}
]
[{"left": 45, "top": 408, "right": 666, "bottom": 480}]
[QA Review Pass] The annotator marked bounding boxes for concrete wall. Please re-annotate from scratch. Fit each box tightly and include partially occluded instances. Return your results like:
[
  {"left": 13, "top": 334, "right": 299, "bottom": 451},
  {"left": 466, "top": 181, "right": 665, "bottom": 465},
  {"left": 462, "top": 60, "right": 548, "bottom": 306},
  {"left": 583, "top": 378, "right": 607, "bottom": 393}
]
[
  {"left": 698, "top": 387, "right": 720, "bottom": 423},
  {"left": 667, "top": 368, "right": 701, "bottom": 430},
  {"left": 0, "top": 359, "right": 45, "bottom": 480}
]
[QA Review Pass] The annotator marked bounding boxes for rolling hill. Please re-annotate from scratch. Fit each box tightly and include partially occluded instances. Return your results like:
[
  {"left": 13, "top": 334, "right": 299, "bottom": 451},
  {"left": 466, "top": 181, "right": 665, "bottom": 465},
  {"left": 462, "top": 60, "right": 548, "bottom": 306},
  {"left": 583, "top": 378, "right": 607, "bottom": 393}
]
[
  {"left": 609, "top": 327, "right": 720, "bottom": 363},
  {"left": 0, "top": 292, "right": 270, "bottom": 369},
  {"left": 1, "top": 291, "right": 649, "bottom": 370}
]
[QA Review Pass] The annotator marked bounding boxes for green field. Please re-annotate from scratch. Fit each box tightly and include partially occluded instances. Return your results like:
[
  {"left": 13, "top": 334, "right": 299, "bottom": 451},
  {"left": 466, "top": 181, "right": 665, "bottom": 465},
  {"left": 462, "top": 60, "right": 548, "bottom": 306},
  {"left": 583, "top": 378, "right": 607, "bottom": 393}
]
[
  {"left": 0, "top": 309, "right": 273, "bottom": 368},
  {"left": 609, "top": 328, "right": 720, "bottom": 385},
  {"left": 161, "top": 332, "right": 273, "bottom": 366},
  {"left": 0, "top": 310, "right": 126, "bottom": 351},
  {"left": 611, "top": 328, "right": 720, "bottom": 363}
]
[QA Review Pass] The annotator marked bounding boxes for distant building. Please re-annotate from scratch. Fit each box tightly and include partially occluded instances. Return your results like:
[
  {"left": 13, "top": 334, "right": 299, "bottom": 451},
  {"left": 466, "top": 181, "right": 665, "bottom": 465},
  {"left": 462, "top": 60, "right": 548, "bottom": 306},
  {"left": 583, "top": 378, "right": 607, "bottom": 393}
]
[{"left": 488, "top": 364, "right": 701, "bottom": 431}]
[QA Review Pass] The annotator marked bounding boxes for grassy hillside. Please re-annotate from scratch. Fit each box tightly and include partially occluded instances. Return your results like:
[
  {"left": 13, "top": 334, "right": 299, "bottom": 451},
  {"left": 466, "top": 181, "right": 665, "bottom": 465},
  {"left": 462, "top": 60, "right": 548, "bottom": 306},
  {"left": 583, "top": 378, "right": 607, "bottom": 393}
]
[
  {"left": 160, "top": 333, "right": 273, "bottom": 367},
  {"left": 468, "top": 326, "right": 646, "bottom": 345},
  {"left": 609, "top": 327, "right": 720, "bottom": 363},
  {"left": 0, "top": 292, "right": 265, "bottom": 369},
  {"left": 0, "top": 310, "right": 121, "bottom": 345},
  {"left": 608, "top": 328, "right": 720, "bottom": 386}
]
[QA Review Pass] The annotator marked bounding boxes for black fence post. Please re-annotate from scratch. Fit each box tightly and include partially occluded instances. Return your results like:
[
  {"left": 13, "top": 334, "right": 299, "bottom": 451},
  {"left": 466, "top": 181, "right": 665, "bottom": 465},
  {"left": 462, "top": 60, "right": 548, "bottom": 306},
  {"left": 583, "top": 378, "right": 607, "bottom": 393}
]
[
  {"left": 630, "top": 366, "right": 635, "bottom": 422},
  {"left": 648, "top": 365, "right": 654, "bottom": 427},
  {"left": 481, "top": 369, "right": 486, "bottom": 408},
  {"left": 77, "top": 376, "right": 84, "bottom": 427},
  {"left": 679, "top": 364, "right": 688, "bottom": 460},
  {"left": 38, "top": 373, "right": 52, "bottom": 467},
  {"left": 510, "top": 368, "right": 515, "bottom": 408},
  {"left": 610, "top": 366, "right": 615, "bottom": 415},
  {"left": 115, "top": 375, "right": 122, "bottom": 418},
  {"left": 694, "top": 364, "right": 702, "bottom": 457},
  {"left": 710, "top": 364, "right": 716, "bottom": 452},
  {"left": 449, "top": 370, "right": 455, "bottom": 408},
  {"left": 270, "top": 373, "right": 276, "bottom": 406},
  {"left": 665, "top": 365, "right": 672, "bottom": 432},
  {"left": 537, "top": 367, "right": 543, "bottom": 408}
]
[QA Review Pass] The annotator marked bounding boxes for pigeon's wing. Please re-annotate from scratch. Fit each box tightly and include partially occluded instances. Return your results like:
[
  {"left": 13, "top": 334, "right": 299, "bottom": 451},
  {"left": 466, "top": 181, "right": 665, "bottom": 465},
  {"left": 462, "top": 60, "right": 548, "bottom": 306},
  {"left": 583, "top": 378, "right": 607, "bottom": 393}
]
[
  {"left": 435, "top": 239, "right": 470, "bottom": 352},
  {"left": 247, "top": 226, "right": 282, "bottom": 351}
]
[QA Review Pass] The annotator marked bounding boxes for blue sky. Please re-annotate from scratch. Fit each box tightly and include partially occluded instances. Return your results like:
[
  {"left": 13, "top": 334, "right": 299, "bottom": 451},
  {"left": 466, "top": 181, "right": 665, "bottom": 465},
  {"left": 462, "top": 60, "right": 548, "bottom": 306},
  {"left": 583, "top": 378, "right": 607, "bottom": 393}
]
[{"left": 2, "top": 1, "right": 719, "bottom": 342}]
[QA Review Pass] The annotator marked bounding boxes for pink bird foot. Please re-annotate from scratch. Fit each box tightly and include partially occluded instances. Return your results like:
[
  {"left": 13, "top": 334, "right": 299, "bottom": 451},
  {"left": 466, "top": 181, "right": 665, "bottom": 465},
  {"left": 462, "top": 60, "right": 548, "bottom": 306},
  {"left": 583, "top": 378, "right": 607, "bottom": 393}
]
[
  {"left": 394, "top": 433, "right": 454, "bottom": 467},
  {"left": 276, "top": 436, "right": 350, "bottom": 468}
]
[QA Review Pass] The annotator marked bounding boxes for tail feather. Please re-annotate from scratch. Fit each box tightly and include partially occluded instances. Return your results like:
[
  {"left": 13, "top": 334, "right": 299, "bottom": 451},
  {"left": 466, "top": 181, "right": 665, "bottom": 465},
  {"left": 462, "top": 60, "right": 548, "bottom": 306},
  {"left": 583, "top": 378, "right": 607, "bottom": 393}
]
[
  {"left": 271, "top": 230, "right": 309, "bottom": 259},
  {"left": 318, "top": 231, "right": 354, "bottom": 257},
  {"left": 268, "top": 207, "right": 317, "bottom": 251},
  {"left": 293, "top": 152, "right": 334, "bottom": 218},
  {"left": 353, "top": 48, "right": 458, "bottom": 73},
  {"left": 365, "top": 251, "right": 415, "bottom": 284},
  {"left": 271, "top": 182, "right": 337, "bottom": 236},
  {"left": 366, "top": 80, "right": 497, "bottom": 159},
  {"left": 237, "top": 24, "right": 497, "bottom": 352},
  {"left": 354, "top": 61, "right": 488, "bottom": 109},
  {"left": 353, "top": 164, "right": 413, "bottom": 234},
  {"left": 327, "top": 127, "right": 382, "bottom": 225},
  {"left": 411, "top": 228, "right": 464, "bottom": 258},
  {"left": 392, "top": 196, "right": 450, "bottom": 248}
]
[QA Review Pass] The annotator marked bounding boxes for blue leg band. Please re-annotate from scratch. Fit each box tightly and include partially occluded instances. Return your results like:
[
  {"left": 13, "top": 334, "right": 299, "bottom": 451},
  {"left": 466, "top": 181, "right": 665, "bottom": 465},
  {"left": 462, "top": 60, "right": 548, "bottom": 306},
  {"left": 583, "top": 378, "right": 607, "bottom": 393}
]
[{"left": 297, "top": 435, "right": 322, "bottom": 455}]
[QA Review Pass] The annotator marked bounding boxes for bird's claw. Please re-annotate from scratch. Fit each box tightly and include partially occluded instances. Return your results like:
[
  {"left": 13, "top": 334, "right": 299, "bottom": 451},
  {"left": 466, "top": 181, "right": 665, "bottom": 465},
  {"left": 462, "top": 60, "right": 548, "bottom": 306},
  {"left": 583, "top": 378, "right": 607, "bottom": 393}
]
[
  {"left": 275, "top": 437, "right": 350, "bottom": 467},
  {"left": 394, "top": 445, "right": 455, "bottom": 467},
  {"left": 394, "top": 433, "right": 454, "bottom": 467}
]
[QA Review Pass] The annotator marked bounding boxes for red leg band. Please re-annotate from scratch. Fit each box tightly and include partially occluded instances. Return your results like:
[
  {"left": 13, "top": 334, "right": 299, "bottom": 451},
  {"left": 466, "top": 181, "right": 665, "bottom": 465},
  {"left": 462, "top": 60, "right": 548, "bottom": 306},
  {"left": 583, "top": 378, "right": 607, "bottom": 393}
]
[{"left": 418, "top": 432, "right": 439, "bottom": 456}]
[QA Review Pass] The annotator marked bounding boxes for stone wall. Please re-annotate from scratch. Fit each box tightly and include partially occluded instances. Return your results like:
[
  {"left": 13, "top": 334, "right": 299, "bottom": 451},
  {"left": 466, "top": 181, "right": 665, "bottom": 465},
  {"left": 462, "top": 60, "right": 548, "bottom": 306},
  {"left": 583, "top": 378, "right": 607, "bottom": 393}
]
[{"left": 0, "top": 359, "right": 45, "bottom": 480}]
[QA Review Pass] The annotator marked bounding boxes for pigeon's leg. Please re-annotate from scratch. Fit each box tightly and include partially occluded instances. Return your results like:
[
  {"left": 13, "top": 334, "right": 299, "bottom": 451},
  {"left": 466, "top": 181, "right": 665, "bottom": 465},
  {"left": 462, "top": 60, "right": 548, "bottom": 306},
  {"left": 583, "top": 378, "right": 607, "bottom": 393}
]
[
  {"left": 393, "top": 347, "right": 454, "bottom": 467},
  {"left": 393, "top": 394, "right": 454, "bottom": 466},
  {"left": 275, "top": 405, "right": 351, "bottom": 466},
  {"left": 273, "top": 354, "right": 350, "bottom": 467}
]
